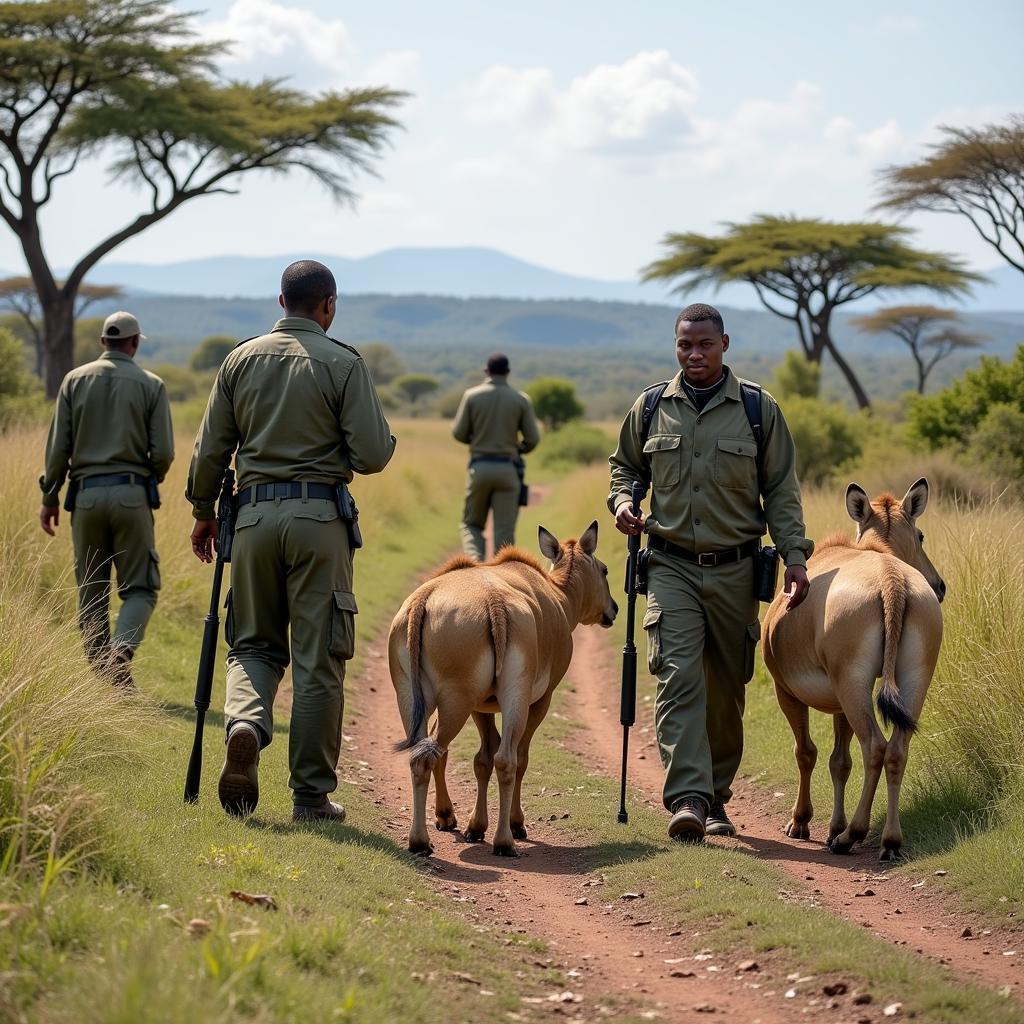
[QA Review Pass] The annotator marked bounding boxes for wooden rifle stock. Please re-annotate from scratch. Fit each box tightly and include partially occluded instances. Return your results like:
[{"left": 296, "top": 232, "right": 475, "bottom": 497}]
[
  {"left": 183, "top": 469, "right": 236, "bottom": 804},
  {"left": 617, "top": 480, "right": 645, "bottom": 824}
]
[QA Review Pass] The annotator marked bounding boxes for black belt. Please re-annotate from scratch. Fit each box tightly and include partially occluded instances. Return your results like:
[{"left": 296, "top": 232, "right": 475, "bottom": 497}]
[
  {"left": 80, "top": 473, "right": 147, "bottom": 489},
  {"left": 469, "top": 455, "right": 517, "bottom": 464},
  {"left": 648, "top": 535, "right": 759, "bottom": 567},
  {"left": 236, "top": 481, "right": 337, "bottom": 505}
]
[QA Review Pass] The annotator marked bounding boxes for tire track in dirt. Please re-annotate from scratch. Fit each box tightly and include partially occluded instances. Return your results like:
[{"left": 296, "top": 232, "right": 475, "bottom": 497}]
[
  {"left": 341, "top": 630, "right": 806, "bottom": 1023},
  {"left": 565, "top": 626, "right": 1023, "bottom": 1002}
]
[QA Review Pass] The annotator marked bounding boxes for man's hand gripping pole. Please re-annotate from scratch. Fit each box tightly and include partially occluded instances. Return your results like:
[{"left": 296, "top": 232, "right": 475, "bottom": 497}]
[
  {"left": 184, "top": 469, "right": 236, "bottom": 804},
  {"left": 617, "top": 480, "right": 644, "bottom": 824}
]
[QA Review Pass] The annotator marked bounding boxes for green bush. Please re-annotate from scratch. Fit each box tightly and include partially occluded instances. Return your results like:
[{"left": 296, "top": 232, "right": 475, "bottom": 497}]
[
  {"left": 526, "top": 377, "right": 584, "bottom": 431},
  {"left": 770, "top": 350, "right": 821, "bottom": 400},
  {"left": 147, "top": 364, "right": 211, "bottom": 402},
  {"left": 189, "top": 334, "right": 237, "bottom": 371},
  {"left": 536, "top": 421, "right": 611, "bottom": 469},
  {"left": 778, "top": 395, "right": 862, "bottom": 486},
  {"left": 0, "top": 326, "right": 45, "bottom": 428},
  {"left": 968, "top": 403, "right": 1024, "bottom": 496}
]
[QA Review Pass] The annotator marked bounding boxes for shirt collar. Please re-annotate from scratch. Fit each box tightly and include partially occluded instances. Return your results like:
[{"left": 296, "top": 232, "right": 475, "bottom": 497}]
[
  {"left": 100, "top": 350, "right": 134, "bottom": 363},
  {"left": 662, "top": 366, "right": 737, "bottom": 401},
  {"left": 486, "top": 375, "right": 510, "bottom": 387},
  {"left": 273, "top": 316, "right": 326, "bottom": 336}
]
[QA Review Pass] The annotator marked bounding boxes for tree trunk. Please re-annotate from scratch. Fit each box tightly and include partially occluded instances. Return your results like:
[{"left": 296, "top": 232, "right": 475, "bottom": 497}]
[
  {"left": 41, "top": 297, "right": 75, "bottom": 399},
  {"left": 823, "top": 336, "right": 872, "bottom": 410}
]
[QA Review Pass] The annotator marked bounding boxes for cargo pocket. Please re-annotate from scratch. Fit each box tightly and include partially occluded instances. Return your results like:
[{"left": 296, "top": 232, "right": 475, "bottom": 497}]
[
  {"left": 643, "top": 434, "right": 682, "bottom": 488},
  {"left": 147, "top": 548, "right": 161, "bottom": 591},
  {"left": 643, "top": 606, "right": 664, "bottom": 674},
  {"left": 117, "top": 485, "right": 146, "bottom": 508},
  {"left": 743, "top": 619, "right": 761, "bottom": 683},
  {"left": 73, "top": 488, "right": 98, "bottom": 511},
  {"left": 224, "top": 588, "right": 236, "bottom": 646},
  {"left": 328, "top": 590, "right": 358, "bottom": 660}
]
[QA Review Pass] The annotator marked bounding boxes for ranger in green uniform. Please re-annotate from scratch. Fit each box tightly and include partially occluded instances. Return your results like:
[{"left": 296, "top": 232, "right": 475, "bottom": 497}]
[
  {"left": 609, "top": 303, "right": 811, "bottom": 843},
  {"left": 39, "top": 311, "right": 174, "bottom": 688},
  {"left": 452, "top": 352, "right": 540, "bottom": 560},
  {"left": 187, "top": 260, "right": 396, "bottom": 822}
]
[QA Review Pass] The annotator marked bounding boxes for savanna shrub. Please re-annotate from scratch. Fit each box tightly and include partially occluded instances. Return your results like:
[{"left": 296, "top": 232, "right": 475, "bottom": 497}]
[
  {"left": 536, "top": 421, "right": 611, "bottom": 469},
  {"left": 777, "top": 395, "right": 862, "bottom": 486}
]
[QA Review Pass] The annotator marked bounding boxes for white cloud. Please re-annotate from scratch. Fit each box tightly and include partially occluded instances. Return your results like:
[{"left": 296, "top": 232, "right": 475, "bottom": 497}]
[
  {"left": 359, "top": 190, "right": 413, "bottom": 214},
  {"left": 468, "top": 51, "right": 699, "bottom": 153},
  {"left": 361, "top": 49, "right": 422, "bottom": 90},
  {"left": 196, "top": 0, "right": 353, "bottom": 68}
]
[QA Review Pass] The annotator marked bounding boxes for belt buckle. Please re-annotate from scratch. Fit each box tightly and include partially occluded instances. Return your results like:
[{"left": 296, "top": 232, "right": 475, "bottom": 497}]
[{"left": 697, "top": 552, "right": 716, "bottom": 567}]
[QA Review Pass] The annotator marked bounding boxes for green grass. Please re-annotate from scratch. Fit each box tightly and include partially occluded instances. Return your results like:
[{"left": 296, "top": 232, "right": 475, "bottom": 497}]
[{"left": 0, "top": 419, "right": 562, "bottom": 1024}]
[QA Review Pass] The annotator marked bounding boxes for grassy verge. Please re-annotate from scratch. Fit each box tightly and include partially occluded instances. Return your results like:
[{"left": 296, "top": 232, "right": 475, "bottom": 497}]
[
  {"left": 0, "top": 419, "right": 561, "bottom": 1024},
  {"left": 519, "top": 464, "right": 1024, "bottom": 917}
]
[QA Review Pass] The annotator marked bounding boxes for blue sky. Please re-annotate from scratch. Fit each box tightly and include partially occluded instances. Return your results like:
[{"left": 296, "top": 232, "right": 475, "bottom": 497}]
[{"left": 11, "top": 1, "right": 1023, "bottom": 282}]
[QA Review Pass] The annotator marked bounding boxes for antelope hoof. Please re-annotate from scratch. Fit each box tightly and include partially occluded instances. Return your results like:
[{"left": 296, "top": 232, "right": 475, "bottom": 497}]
[
  {"left": 492, "top": 841, "right": 520, "bottom": 858},
  {"left": 828, "top": 835, "right": 853, "bottom": 855},
  {"left": 511, "top": 823, "right": 528, "bottom": 841},
  {"left": 785, "top": 820, "right": 810, "bottom": 840},
  {"left": 435, "top": 809, "right": 458, "bottom": 832},
  {"left": 408, "top": 837, "right": 434, "bottom": 857},
  {"left": 879, "top": 844, "right": 901, "bottom": 863},
  {"left": 464, "top": 826, "right": 486, "bottom": 843}
]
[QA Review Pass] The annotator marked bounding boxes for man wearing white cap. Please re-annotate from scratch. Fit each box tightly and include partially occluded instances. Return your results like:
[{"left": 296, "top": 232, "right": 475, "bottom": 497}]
[{"left": 39, "top": 311, "right": 174, "bottom": 687}]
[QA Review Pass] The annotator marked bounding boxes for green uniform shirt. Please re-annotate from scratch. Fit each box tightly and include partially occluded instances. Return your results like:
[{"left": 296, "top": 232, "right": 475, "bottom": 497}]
[
  {"left": 608, "top": 368, "right": 813, "bottom": 568},
  {"left": 39, "top": 350, "right": 174, "bottom": 506},
  {"left": 452, "top": 376, "right": 541, "bottom": 458},
  {"left": 186, "top": 317, "right": 396, "bottom": 519}
]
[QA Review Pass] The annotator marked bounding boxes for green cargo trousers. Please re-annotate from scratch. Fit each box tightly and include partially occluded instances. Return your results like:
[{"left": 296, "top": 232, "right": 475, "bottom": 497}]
[
  {"left": 224, "top": 496, "right": 356, "bottom": 807},
  {"left": 460, "top": 458, "right": 521, "bottom": 561},
  {"left": 71, "top": 483, "right": 159, "bottom": 663},
  {"left": 643, "top": 549, "right": 761, "bottom": 812}
]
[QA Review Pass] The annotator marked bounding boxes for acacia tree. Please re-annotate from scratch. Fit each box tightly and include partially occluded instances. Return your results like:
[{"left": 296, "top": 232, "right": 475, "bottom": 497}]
[
  {"left": 878, "top": 115, "right": 1024, "bottom": 276},
  {"left": 0, "top": 1, "right": 404, "bottom": 397},
  {"left": 850, "top": 305, "right": 988, "bottom": 394},
  {"left": 642, "top": 216, "right": 977, "bottom": 409},
  {"left": 0, "top": 276, "right": 121, "bottom": 375}
]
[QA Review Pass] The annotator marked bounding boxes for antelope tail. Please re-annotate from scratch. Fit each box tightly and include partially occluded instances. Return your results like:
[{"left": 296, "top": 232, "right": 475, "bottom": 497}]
[
  {"left": 394, "top": 589, "right": 431, "bottom": 752},
  {"left": 484, "top": 588, "right": 509, "bottom": 680},
  {"left": 876, "top": 561, "right": 917, "bottom": 733}
]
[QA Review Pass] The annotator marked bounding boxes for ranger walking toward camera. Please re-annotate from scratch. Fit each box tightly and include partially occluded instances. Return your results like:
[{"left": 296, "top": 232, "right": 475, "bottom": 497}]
[
  {"left": 38, "top": 311, "right": 174, "bottom": 688},
  {"left": 187, "top": 260, "right": 396, "bottom": 821},
  {"left": 452, "top": 352, "right": 540, "bottom": 561},
  {"left": 609, "top": 303, "right": 812, "bottom": 843}
]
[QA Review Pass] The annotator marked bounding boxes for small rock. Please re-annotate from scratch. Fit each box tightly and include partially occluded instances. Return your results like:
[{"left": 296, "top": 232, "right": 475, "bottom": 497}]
[
  {"left": 784, "top": 989, "right": 797, "bottom": 999},
  {"left": 823, "top": 982, "right": 848, "bottom": 996},
  {"left": 738, "top": 960, "right": 760, "bottom": 973},
  {"left": 574, "top": 898, "right": 588, "bottom": 906},
  {"left": 934, "top": 869, "right": 948, "bottom": 876},
  {"left": 186, "top": 918, "right": 210, "bottom": 938},
  {"left": 453, "top": 972, "right": 481, "bottom": 985},
  {"left": 855, "top": 888, "right": 876, "bottom": 897},
  {"left": 621, "top": 892, "right": 644, "bottom": 901},
  {"left": 694, "top": 1004, "right": 715, "bottom": 1014},
  {"left": 883, "top": 1002, "right": 903, "bottom": 1017},
  {"left": 670, "top": 969, "right": 696, "bottom": 978},
  {"left": 632, "top": 951, "right": 644, "bottom": 958},
  {"left": 1002, "top": 950, "right": 1017, "bottom": 956},
  {"left": 853, "top": 993, "right": 874, "bottom": 1005},
  {"left": 961, "top": 927, "right": 973, "bottom": 938}
]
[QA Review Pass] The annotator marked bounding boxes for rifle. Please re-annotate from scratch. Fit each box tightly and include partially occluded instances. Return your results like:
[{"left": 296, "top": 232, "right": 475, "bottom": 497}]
[
  {"left": 183, "top": 468, "right": 236, "bottom": 804},
  {"left": 617, "top": 480, "right": 645, "bottom": 824}
]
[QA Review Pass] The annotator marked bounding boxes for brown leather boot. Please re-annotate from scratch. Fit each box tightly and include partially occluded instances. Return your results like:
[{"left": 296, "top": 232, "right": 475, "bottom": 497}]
[
  {"left": 292, "top": 797, "right": 346, "bottom": 823},
  {"left": 668, "top": 795, "right": 708, "bottom": 843},
  {"left": 218, "top": 722, "right": 260, "bottom": 816}
]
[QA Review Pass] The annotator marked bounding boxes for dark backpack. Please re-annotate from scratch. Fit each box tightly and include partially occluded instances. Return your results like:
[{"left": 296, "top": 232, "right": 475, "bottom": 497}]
[{"left": 639, "top": 378, "right": 765, "bottom": 492}]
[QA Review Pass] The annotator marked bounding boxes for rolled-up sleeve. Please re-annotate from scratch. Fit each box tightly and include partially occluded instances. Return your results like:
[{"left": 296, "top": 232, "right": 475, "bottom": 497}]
[
  {"left": 761, "top": 397, "right": 814, "bottom": 567},
  {"left": 607, "top": 396, "right": 650, "bottom": 515},
  {"left": 39, "top": 382, "right": 72, "bottom": 506},
  {"left": 340, "top": 358, "right": 396, "bottom": 475},
  {"left": 186, "top": 370, "right": 238, "bottom": 519}
]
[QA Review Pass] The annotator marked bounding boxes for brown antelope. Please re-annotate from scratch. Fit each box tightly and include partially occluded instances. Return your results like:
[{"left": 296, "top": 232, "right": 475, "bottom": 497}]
[
  {"left": 389, "top": 522, "right": 617, "bottom": 857},
  {"left": 762, "top": 479, "right": 945, "bottom": 861}
]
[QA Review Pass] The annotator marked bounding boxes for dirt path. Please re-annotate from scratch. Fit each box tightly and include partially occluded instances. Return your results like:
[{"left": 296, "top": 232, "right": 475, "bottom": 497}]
[
  {"left": 565, "top": 627, "right": 1023, "bottom": 1002},
  {"left": 341, "top": 631, "right": 813, "bottom": 1023}
]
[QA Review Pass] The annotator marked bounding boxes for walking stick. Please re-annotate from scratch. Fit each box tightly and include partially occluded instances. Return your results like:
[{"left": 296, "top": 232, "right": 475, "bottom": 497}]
[
  {"left": 184, "top": 469, "right": 236, "bottom": 804},
  {"left": 617, "top": 480, "right": 644, "bottom": 824}
]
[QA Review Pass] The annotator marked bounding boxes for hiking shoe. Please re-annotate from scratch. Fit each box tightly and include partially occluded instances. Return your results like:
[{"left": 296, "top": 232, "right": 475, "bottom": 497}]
[
  {"left": 107, "top": 646, "right": 136, "bottom": 690},
  {"left": 218, "top": 722, "right": 260, "bottom": 816},
  {"left": 293, "top": 798, "right": 346, "bottom": 823},
  {"left": 668, "top": 795, "right": 707, "bottom": 843},
  {"left": 706, "top": 800, "right": 737, "bottom": 837}
]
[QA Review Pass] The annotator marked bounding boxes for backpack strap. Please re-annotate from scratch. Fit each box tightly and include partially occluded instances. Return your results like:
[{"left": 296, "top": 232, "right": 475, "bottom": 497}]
[
  {"left": 739, "top": 381, "right": 765, "bottom": 494},
  {"left": 639, "top": 380, "right": 670, "bottom": 446}
]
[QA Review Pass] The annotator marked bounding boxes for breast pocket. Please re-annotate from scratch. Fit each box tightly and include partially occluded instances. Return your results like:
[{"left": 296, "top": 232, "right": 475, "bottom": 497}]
[
  {"left": 643, "top": 435, "right": 682, "bottom": 488},
  {"left": 715, "top": 437, "right": 757, "bottom": 491}
]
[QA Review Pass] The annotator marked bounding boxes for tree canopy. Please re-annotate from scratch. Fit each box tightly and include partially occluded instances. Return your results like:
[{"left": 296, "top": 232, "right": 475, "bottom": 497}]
[
  {"left": 642, "top": 216, "right": 978, "bottom": 408},
  {"left": 878, "top": 115, "right": 1024, "bottom": 277},
  {"left": 0, "top": 0, "right": 405, "bottom": 395},
  {"left": 526, "top": 377, "right": 584, "bottom": 431},
  {"left": 189, "top": 334, "right": 237, "bottom": 372},
  {"left": 851, "top": 306, "right": 987, "bottom": 394}
]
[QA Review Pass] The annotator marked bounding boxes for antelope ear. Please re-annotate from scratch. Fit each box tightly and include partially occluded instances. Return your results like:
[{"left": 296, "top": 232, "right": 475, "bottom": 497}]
[
  {"left": 578, "top": 520, "right": 599, "bottom": 555},
  {"left": 902, "top": 477, "right": 929, "bottom": 520},
  {"left": 846, "top": 483, "right": 870, "bottom": 523},
  {"left": 538, "top": 526, "right": 561, "bottom": 562}
]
